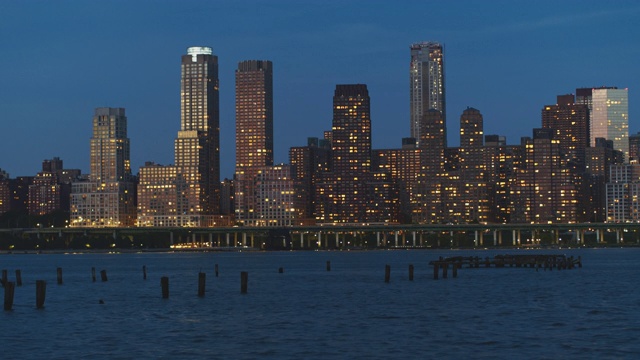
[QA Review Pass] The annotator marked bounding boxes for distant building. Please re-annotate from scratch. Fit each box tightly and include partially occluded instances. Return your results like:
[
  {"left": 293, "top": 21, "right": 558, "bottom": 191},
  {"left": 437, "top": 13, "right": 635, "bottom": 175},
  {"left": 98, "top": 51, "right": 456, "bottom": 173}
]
[
  {"left": 137, "top": 162, "right": 180, "bottom": 227},
  {"left": 242, "top": 165, "right": 299, "bottom": 227},
  {"left": 220, "top": 178, "right": 234, "bottom": 216},
  {"left": 28, "top": 157, "right": 80, "bottom": 216},
  {"left": 606, "top": 164, "right": 640, "bottom": 222},
  {"left": 410, "top": 42, "right": 445, "bottom": 144},
  {"left": 484, "top": 135, "right": 523, "bottom": 223},
  {"left": 586, "top": 138, "right": 624, "bottom": 222},
  {"left": 512, "top": 129, "right": 579, "bottom": 223},
  {"left": 289, "top": 137, "right": 331, "bottom": 223},
  {"left": 71, "top": 108, "right": 136, "bottom": 227},
  {"left": 629, "top": 132, "right": 640, "bottom": 164},
  {"left": 0, "top": 169, "right": 9, "bottom": 215},
  {"left": 542, "top": 94, "right": 590, "bottom": 170},
  {"left": 10, "top": 176, "right": 34, "bottom": 213},
  {"left": 372, "top": 145, "right": 421, "bottom": 223}
]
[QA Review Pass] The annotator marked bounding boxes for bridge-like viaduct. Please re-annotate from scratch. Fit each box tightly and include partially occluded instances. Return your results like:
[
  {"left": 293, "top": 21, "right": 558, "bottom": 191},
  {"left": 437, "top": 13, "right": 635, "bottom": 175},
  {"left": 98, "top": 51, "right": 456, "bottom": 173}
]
[{"left": 2, "top": 223, "right": 639, "bottom": 250}]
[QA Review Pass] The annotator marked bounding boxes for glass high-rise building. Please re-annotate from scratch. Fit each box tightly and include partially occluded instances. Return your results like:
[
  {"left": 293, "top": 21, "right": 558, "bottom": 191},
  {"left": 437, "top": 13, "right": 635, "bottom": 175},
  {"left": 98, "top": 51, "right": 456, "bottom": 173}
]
[
  {"left": 576, "top": 87, "right": 629, "bottom": 162},
  {"left": 410, "top": 42, "right": 445, "bottom": 145}
]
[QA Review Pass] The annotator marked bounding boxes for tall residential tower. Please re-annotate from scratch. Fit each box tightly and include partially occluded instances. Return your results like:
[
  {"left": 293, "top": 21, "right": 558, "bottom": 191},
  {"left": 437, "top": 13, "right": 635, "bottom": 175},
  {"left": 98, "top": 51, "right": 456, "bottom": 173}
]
[
  {"left": 410, "top": 42, "right": 445, "bottom": 145},
  {"left": 71, "top": 108, "right": 136, "bottom": 227},
  {"left": 138, "top": 46, "right": 223, "bottom": 227},
  {"left": 176, "top": 46, "right": 221, "bottom": 215},
  {"left": 316, "top": 84, "right": 373, "bottom": 223},
  {"left": 235, "top": 60, "right": 274, "bottom": 169},
  {"left": 234, "top": 60, "right": 277, "bottom": 225}
]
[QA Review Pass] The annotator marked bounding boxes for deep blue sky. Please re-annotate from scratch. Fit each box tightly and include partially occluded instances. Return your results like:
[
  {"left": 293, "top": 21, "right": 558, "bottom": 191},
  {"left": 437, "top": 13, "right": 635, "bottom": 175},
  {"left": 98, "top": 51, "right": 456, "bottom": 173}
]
[{"left": 1, "top": 0, "right": 639, "bottom": 179}]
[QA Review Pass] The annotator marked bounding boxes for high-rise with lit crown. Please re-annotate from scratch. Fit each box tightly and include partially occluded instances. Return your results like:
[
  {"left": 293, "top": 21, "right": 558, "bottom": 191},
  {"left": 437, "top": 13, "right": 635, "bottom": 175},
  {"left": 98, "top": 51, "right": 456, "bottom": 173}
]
[
  {"left": 410, "top": 41, "right": 445, "bottom": 145},
  {"left": 138, "top": 47, "right": 222, "bottom": 227},
  {"left": 174, "top": 47, "right": 220, "bottom": 219}
]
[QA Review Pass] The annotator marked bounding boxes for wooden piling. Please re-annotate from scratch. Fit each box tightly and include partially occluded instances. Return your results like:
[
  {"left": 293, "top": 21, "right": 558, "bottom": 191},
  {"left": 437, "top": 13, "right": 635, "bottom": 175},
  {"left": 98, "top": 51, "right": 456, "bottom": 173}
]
[
  {"left": 4, "top": 281, "right": 15, "bottom": 311},
  {"left": 384, "top": 265, "right": 390, "bottom": 283},
  {"left": 143, "top": 265, "right": 147, "bottom": 280},
  {"left": 409, "top": 264, "right": 414, "bottom": 281},
  {"left": 215, "top": 264, "right": 219, "bottom": 277},
  {"left": 198, "top": 272, "right": 206, "bottom": 297},
  {"left": 100, "top": 270, "right": 108, "bottom": 282},
  {"left": 433, "top": 264, "right": 439, "bottom": 280},
  {"left": 1, "top": 269, "right": 7, "bottom": 285},
  {"left": 240, "top": 271, "right": 248, "bottom": 294},
  {"left": 452, "top": 263, "right": 458, "bottom": 278},
  {"left": 15, "top": 270, "right": 22, "bottom": 287},
  {"left": 442, "top": 263, "right": 448, "bottom": 279},
  {"left": 326, "top": 261, "right": 331, "bottom": 272},
  {"left": 57, "top": 267, "right": 63, "bottom": 285},
  {"left": 36, "top": 280, "right": 46, "bottom": 309},
  {"left": 278, "top": 267, "right": 284, "bottom": 274},
  {"left": 161, "top": 276, "right": 169, "bottom": 299},
  {"left": 92, "top": 267, "right": 96, "bottom": 282}
]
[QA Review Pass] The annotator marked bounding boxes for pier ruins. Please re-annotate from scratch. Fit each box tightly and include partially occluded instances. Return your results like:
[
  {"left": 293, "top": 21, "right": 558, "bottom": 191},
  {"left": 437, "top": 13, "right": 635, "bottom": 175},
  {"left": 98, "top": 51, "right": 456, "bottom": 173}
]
[{"left": 428, "top": 254, "right": 582, "bottom": 279}]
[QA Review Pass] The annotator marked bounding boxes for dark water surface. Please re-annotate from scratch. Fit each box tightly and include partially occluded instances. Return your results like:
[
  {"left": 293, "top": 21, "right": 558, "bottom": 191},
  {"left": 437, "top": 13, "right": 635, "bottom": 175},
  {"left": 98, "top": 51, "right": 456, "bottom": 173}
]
[{"left": 1, "top": 248, "right": 639, "bottom": 359}]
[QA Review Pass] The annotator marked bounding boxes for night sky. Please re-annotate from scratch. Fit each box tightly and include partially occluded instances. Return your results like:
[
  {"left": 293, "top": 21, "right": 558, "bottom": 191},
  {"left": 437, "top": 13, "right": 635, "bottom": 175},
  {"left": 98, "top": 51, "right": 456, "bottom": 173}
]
[{"left": 1, "top": 0, "right": 638, "bottom": 179}]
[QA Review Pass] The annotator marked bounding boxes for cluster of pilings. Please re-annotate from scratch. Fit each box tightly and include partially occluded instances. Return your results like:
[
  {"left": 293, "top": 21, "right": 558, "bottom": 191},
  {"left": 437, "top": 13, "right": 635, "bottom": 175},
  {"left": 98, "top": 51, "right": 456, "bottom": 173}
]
[
  {"left": 2, "top": 255, "right": 584, "bottom": 309},
  {"left": 428, "top": 254, "right": 582, "bottom": 279},
  {"left": 0, "top": 262, "right": 262, "bottom": 310},
  {"left": 1, "top": 268, "right": 45, "bottom": 310}
]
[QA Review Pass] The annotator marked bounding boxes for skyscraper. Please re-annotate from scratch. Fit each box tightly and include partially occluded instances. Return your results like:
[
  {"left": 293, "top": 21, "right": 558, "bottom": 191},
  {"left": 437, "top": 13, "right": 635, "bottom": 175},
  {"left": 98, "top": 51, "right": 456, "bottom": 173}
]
[
  {"left": 234, "top": 60, "right": 276, "bottom": 225},
  {"left": 235, "top": 60, "right": 273, "bottom": 169},
  {"left": 176, "top": 46, "right": 220, "bottom": 215},
  {"left": 576, "top": 87, "right": 629, "bottom": 162},
  {"left": 316, "top": 84, "right": 373, "bottom": 223},
  {"left": 410, "top": 42, "right": 445, "bottom": 144},
  {"left": 71, "top": 108, "right": 136, "bottom": 227}
]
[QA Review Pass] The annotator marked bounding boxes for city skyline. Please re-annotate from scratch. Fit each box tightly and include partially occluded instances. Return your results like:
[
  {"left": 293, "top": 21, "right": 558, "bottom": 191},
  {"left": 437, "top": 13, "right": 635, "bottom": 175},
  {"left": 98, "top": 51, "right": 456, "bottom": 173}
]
[{"left": 1, "top": 1, "right": 639, "bottom": 179}]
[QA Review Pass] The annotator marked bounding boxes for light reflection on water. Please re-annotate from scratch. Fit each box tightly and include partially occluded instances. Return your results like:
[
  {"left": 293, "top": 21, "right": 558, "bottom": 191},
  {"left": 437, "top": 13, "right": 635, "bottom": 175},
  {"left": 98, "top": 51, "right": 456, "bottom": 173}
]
[{"left": 1, "top": 248, "right": 639, "bottom": 359}]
